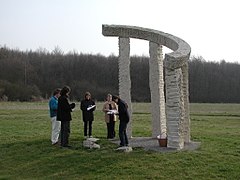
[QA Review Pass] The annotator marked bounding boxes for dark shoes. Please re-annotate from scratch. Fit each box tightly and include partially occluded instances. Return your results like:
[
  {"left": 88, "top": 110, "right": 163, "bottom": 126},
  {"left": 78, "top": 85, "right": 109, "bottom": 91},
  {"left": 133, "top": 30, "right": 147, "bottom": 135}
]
[
  {"left": 61, "top": 145, "right": 72, "bottom": 149},
  {"left": 119, "top": 144, "right": 128, "bottom": 147},
  {"left": 107, "top": 137, "right": 115, "bottom": 140}
]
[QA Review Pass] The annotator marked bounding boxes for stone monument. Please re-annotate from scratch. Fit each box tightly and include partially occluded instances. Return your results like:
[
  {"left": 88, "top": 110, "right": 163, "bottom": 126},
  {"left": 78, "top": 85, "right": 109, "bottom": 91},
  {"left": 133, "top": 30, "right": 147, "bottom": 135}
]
[{"left": 102, "top": 24, "right": 191, "bottom": 150}]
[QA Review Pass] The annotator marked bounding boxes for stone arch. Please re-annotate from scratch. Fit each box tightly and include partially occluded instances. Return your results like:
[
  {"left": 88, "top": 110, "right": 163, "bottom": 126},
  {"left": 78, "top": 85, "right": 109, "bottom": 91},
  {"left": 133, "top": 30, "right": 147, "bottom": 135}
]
[{"left": 102, "top": 24, "right": 191, "bottom": 150}]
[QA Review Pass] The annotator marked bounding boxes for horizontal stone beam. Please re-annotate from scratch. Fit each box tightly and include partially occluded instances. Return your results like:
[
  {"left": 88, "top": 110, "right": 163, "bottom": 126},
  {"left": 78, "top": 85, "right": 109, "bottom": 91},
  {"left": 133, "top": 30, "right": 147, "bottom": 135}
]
[{"left": 102, "top": 24, "right": 191, "bottom": 69}]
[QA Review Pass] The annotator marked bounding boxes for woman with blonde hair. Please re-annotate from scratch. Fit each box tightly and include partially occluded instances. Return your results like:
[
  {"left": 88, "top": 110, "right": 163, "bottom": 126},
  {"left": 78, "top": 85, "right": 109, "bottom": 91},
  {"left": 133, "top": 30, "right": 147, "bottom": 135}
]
[{"left": 102, "top": 94, "right": 117, "bottom": 139}]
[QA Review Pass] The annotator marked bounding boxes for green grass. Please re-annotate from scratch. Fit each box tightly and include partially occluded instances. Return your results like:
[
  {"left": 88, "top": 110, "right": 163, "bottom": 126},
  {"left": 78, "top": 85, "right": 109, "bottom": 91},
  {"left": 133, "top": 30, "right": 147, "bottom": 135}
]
[{"left": 0, "top": 102, "right": 240, "bottom": 179}]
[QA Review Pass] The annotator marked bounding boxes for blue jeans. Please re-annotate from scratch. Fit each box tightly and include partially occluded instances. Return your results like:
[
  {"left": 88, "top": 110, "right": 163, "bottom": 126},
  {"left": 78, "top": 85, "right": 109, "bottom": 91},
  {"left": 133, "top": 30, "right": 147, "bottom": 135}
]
[{"left": 119, "top": 121, "right": 128, "bottom": 146}]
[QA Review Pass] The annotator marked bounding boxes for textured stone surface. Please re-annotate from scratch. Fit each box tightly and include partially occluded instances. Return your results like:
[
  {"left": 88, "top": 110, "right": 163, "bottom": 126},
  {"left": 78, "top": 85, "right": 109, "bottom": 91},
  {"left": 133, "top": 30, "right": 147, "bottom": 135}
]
[
  {"left": 111, "top": 137, "right": 200, "bottom": 152},
  {"left": 149, "top": 43, "right": 166, "bottom": 138},
  {"left": 102, "top": 24, "right": 191, "bottom": 150},
  {"left": 116, "top": 146, "right": 133, "bottom": 153},
  {"left": 118, "top": 37, "right": 132, "bottom": 137},
  {"left": 102, "top": 24, "right": 191, "bottom": 61},
  {"left": 83, "top": 138, "right": 100, "bottom": 149}
]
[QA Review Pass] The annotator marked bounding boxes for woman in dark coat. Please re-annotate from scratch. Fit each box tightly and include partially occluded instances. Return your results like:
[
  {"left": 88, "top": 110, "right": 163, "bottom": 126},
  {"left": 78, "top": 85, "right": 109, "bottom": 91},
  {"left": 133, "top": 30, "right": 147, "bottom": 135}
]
[
  {"left": 80, "top": 92, "right": 96, "bottom": 138},
  {"left": 57, "top": 86, "right": 75, "bottom": 148},
  {"left": 112, "top": 95, "right": 129, "bottom": 147}
]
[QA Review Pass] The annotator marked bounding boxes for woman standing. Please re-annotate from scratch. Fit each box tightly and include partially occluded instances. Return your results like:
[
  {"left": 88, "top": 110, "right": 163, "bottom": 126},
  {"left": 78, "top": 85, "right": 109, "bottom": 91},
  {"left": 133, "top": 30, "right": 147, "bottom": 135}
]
[
  {"left": 48, "top": 88, "right": 61, "bottom": 145},
  {"left": 112, "top": 95, "right": 129, "bottom": 147},
  {"left": 57, "top": 86, "right": 75, "bottom": 148},
  {"left": 102, "top": 94, "right": 117, "bottom": 139},
  {"left": 80, "top": 92, "right": 96, "bottom": 138}
]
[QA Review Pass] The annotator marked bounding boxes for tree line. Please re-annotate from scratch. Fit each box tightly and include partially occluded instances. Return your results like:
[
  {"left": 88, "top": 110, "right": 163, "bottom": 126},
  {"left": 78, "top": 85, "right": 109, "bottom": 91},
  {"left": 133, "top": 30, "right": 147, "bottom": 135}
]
[{"left": 0, "top": 46, "right": 240, "bottom": 103}]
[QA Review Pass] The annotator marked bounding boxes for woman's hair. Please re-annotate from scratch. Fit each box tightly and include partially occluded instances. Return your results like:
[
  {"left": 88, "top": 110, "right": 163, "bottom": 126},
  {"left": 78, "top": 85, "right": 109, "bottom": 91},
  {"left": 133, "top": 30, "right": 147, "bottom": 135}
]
[
  {"left": 112, "top": 95, "right": 119, "bottom": 101},
  {"left": 85, "top": 91, "right": 91, "bottom": 98},
  {"left": 53, "top": 88, "right": 61, "bottom": 96},
  {"left": 106, "top": 93, "right": 112, "bottom": 101},
  {"left": 60, "top": 86, "right": 71, "bottom": 96}
]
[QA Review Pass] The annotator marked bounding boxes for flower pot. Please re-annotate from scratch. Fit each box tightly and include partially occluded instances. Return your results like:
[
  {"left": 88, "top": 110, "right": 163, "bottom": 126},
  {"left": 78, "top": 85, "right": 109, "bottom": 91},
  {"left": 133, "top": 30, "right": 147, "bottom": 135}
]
[{"left": 158, "top": 138, "right": 167, "bottom": 147}]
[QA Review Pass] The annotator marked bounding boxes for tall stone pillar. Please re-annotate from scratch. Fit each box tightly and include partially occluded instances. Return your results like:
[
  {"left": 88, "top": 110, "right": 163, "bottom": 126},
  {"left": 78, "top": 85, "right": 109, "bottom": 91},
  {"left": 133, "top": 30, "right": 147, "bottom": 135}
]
[
  {"left": 165, "top": 67, "right": 185, "bottom": 149},
  {"left": 118, "top": 37, "right": 132, "bottom": 137},
  {"left": 149, "top": 42, "right": 167, "bottom": 138},
  {"left": 182, "top": 63, "right": 190, "bottom": 143}
]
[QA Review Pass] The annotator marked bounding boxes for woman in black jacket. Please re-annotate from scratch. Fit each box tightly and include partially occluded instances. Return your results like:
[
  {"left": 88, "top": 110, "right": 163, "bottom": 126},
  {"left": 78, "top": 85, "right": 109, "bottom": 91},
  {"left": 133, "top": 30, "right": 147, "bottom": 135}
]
[
  {"left": 80, "top": 92, "right": 96, "bottom": 138},
  {"left": 57, "top": 86, "right": 75, "bottom": 148},
  {"left": 112, "top": 95, "right": 129, "bottom": 147}
]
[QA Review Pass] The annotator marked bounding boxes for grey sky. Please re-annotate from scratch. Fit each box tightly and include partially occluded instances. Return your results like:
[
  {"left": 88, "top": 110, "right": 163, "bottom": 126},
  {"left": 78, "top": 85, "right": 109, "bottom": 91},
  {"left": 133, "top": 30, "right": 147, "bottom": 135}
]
[{"left": 0, "top": 0, "right": 239, "bottom": 62}]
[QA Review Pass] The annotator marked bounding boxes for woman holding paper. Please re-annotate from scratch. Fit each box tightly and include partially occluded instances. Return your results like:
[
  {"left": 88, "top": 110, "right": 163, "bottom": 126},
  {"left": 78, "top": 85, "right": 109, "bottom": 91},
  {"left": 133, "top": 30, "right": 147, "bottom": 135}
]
[
  {"left": 57, "top": 86, "right": 75, "bottom": 148},
  {"left": 102, "top": 94, "right": 117, "bottom": 139},
  {"left": 80, "top": 92, "right": 96, "bottom": 138}
]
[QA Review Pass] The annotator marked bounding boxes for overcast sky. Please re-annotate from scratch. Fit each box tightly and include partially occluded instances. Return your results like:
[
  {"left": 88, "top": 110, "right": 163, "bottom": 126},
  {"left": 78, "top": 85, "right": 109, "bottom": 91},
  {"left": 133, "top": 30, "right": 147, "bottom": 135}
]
[{"left": 0, "top": 0, "right": 239, "bottom": 62}]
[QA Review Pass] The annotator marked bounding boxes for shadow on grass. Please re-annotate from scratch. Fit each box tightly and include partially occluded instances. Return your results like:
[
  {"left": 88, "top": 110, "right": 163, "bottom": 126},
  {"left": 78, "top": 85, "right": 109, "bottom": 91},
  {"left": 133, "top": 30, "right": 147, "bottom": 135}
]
[{"left": 0, "top": 138, "right": 148, "bottom": 179}]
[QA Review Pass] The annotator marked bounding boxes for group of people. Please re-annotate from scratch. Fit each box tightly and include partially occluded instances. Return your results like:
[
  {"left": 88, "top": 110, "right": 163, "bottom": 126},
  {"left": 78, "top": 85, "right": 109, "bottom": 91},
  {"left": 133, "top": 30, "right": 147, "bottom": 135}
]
[{"left": 48, "top": 86, "right": 130, "bottom": 148}]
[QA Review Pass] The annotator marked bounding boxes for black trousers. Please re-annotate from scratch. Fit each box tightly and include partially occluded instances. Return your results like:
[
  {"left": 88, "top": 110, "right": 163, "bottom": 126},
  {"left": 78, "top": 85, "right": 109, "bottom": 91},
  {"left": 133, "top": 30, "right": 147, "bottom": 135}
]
[
  {"left": 119, "top": 121, "right": 128, "bottom": 146},
  {"left": 84, "top": 121, "right": 92, "bottom": 137},
  {"left": 61, "top": 121, "right": 70, "bottom": 147},
  {"left": 107, "top": 119, "right": 115, "bottom": 138}
]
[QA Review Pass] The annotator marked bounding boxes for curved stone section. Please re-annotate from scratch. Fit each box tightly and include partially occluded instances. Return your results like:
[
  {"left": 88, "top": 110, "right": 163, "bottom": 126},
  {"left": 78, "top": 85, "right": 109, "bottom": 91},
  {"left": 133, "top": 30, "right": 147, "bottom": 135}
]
[{"left": 102, "top": 24, "right": 191, "bottom": 69}]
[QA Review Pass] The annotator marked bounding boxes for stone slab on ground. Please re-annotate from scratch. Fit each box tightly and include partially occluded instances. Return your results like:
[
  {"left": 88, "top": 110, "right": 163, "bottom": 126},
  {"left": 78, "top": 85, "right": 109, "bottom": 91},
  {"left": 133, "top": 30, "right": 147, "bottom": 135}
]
[
  {"left": 87, "top": 137, "right": 100, "bottom": 142},
  {"left": 110, "top": 137, "right": 200, "bottom": 152},
  {"left": 116, "top": 146, "right": 133, "bottom": 153},
  {"left": 83, "top": 139, "right": 100, "bottom": 149}
]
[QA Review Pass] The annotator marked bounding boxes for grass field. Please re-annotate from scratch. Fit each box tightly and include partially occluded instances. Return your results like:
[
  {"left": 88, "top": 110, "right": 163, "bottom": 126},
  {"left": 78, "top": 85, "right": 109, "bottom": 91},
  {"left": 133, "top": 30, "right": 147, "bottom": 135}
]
[{"left": 0, "top": 102, "right": 240, "bottom": 179}]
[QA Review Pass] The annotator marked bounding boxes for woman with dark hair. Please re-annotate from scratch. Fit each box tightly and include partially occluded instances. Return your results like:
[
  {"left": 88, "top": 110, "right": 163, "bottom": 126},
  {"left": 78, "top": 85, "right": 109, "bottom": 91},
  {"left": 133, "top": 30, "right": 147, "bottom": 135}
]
[
  {"left": 112, "top": 95, "right": 129, "bottom": 147},
  {"left": 80, "top": 92, "right": 96, "bottom": 138},
  {"left": 57, "top": 86, "right": 75, "bottom": 148}
]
